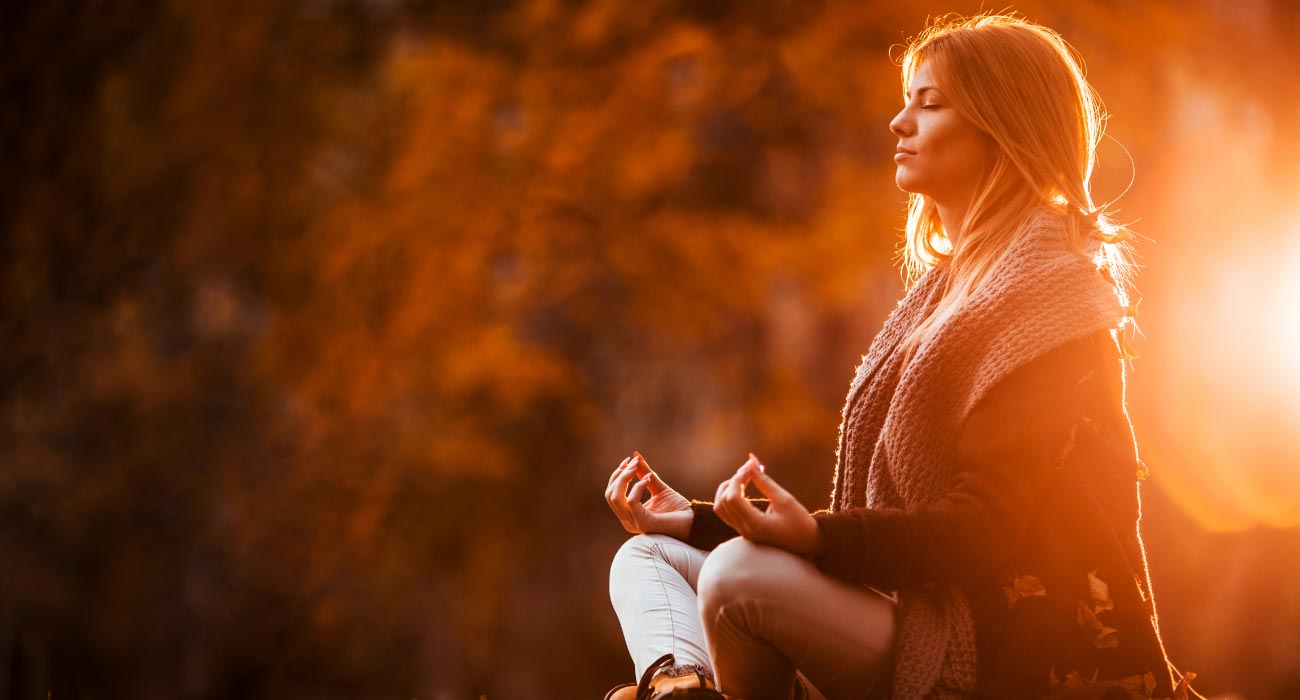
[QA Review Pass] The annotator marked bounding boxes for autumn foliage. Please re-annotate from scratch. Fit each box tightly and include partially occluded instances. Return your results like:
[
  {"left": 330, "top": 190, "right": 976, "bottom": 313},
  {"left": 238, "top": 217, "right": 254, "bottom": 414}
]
[{"left": 2, "top": 1, "right": 1299, "bottom": 698}]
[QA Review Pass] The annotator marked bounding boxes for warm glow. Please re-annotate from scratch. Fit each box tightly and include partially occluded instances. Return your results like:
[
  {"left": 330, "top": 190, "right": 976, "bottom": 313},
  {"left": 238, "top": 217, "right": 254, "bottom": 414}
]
[
  {"left": 1282, "top": 241, "right": 1300, "bottom": 375},
  {"left": 4, "top": 2, "right": 1298, "bottom": 698},
  {"left": 1140, "top": 216, "right": 1300, "bottom": 532}
]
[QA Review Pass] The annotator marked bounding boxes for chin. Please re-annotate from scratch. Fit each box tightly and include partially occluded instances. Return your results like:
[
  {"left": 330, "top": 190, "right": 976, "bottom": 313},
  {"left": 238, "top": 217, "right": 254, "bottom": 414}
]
[{"left": 895, "top": 171, "right": 922, "bottom": 194}]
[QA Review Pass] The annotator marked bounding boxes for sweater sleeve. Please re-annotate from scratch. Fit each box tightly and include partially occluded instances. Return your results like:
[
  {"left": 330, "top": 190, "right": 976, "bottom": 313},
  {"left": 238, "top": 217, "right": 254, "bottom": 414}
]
[
  {"left": 684, "top": 499, "right": 770, "bottom": 551},
  {"left": 810, "top": 329, "right": 1114, "bottom": 589}
]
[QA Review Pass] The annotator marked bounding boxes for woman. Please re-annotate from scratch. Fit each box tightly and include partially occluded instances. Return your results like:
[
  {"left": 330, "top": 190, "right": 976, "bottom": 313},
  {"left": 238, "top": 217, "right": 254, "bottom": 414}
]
[{"left": 604, "top": 13, "right": 1190, "bottom": 700}]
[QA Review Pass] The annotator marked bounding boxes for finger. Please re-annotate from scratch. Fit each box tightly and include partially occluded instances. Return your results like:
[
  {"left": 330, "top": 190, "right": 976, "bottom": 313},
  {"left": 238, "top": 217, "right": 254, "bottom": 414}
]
[
  {"left": 713, "top": 491, "right": 742, "bottom": 534},
  {"left": 732, "top": 505, "right": 763, "bottom": 539},
  {"left": 626, "top": 455, "right": 654, "bottom": 493},
  {"left": 631, "top": 451, "right": 666, "bottom": 496},
  {"left": 725, "top": 473, "right": 750, "bottom": 509},
  {"left": 713, "top": 476, "right": 738, "bottom": 527},
  {"left": 607, "top": 463, "right": 639, "bottom": 513},
  {"left": 718, "top": 470, "right": 752, "bottom": 519},
  {"left": 732, "top": 455, "right": 758, "bottom": 482},
  {"left": 605, "top": 487, "right": 636, "bottom": 534},
  {"left": 714, "top": 475, "right": 731, "bottom": 508},
  {"left": 718, "top": 476, "right": 754, "bottom": 535},
  {"left": 605, "top": 458, "right": 634, "bottom": 503},
  {"left": 608, "top": 456, "right": 632, "bottom": 488},
  {"left": 606, "top": 457, "right": 633, "bottom": 501},
  {"left": 729, "top": 463, "right": 754, "bottom": 498},
  {"left": 713, "top": 474, "right": 734, "bottom": 507},
  {"left": 747, "top": 468, "right": 791, "bottom": 503},
  {"left": 642, "top": 471, "right": 669, "bottom": 497},
  {"left": 625, "top": 477, "right": 656, "bottom": 525},
  {"left": 626, "top": 474, "right": 651, "bottom": 504},
  {"left": 722, "top": 478, "right": 759, "bottom": 533},
  {"left": 735, "top": 473, "right": 764, "bottom": 511},
  {"left": 628, "top": 453, "right": 644, "bottom": 476}
]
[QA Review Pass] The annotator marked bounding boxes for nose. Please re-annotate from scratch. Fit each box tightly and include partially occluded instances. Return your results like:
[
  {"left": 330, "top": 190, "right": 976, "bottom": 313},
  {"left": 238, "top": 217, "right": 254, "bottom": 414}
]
[{"left": 890, "top": 107, "right": 912, "bottom": 138}]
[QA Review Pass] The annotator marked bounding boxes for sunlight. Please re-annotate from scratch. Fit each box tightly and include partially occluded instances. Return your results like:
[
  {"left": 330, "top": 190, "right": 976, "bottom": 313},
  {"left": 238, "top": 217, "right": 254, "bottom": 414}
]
[
  {"left": 1255, "top": 225, "right": 1300, "bottom": 401},
  {"left": 1149, "top": 215, "right": 1300, "bottom": 532},
  {"left": 1280, "top": 244, "right": 1300, "bottom": 382}
]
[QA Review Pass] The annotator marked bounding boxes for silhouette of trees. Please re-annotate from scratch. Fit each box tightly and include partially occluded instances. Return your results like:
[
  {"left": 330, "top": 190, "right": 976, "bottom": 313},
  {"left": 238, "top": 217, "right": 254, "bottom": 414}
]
[{"left": 2, "top": 1, "right": 1298, "bottom": 698}]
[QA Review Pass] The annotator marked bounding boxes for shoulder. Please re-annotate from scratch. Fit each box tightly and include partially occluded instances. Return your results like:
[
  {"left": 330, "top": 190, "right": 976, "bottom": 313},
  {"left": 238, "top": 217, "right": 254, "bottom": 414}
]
[
  {"left": 968, "top": 329, "right": 1118, "bottom": 424},
  {"left": 1022, "top": 329, "right": 1118, "bottom": 383},
  {"left": 1011, "top": 328, "right": 1117, "bottom": 393},
  {"left": 954, "top": 330, "right": 1122, "bottom": 476}
]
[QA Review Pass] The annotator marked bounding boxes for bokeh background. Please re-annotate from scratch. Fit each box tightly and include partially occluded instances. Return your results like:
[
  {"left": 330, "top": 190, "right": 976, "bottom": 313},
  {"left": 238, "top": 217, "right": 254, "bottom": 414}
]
[{"left": 3, "top": 0, "right": 1299, "bottom": 698}]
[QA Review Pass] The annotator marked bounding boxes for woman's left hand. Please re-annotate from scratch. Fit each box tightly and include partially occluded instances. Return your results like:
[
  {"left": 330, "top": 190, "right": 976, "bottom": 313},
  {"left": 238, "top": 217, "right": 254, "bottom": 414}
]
[{"left": 713, "top": 453, "right": 827, "bottom": 556}]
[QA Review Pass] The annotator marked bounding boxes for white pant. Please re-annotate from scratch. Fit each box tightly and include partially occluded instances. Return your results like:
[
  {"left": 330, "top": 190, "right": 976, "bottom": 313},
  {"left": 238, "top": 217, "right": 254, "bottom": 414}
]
[{"left": 609, "top": 534, "right": 897, "bottom": 700}]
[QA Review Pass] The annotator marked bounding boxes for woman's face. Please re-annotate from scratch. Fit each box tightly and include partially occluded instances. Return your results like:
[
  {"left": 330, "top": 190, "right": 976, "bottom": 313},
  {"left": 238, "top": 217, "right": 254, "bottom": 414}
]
[{"left": 889, "top": 61, "right": 996, "bottom": 203}]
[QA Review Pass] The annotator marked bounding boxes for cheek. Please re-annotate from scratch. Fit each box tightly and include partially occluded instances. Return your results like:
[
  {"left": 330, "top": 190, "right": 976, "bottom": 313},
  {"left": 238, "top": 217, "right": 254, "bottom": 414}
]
[
  {"left": 893, "top": 116, "right": 991, "bottom": 194},
  {"left": 927, "top": 124, "right": 991, "bottom": 182},
  {"left": 949, "top": 127, "right": 995, "bottom": 176}
]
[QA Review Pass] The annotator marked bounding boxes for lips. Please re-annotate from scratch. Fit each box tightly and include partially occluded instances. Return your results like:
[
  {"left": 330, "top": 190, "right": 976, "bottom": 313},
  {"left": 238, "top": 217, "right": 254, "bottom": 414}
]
[{"left": 894, "top": 146, "right": 916, "bottom": 162}]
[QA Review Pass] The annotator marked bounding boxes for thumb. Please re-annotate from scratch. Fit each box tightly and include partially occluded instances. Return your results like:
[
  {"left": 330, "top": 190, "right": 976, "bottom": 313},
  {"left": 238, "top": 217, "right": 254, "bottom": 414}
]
[
  {"left": 748, "top": 466, "right": 791, "bottom": 502},
  {"left": 633, "top": 451, "right": 666, "bottom": 496},
  {"left": 642, "top": 470, "right": 668, "bottom": 496},
  {"left": 626, "top": 474, "right": 651, "bottom": 504}
]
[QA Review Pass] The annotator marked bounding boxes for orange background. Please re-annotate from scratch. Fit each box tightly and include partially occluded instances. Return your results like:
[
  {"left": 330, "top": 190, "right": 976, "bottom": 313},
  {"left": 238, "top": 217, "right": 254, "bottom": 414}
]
[{"left": 1, "top": 1, "right": 1296, "bottom": 698}]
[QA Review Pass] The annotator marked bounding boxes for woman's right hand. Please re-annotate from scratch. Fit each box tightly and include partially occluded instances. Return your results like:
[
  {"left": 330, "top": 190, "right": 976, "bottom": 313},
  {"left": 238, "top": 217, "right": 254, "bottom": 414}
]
[{"left": 605, "top": 451, "right": 693, "bottom": 541}]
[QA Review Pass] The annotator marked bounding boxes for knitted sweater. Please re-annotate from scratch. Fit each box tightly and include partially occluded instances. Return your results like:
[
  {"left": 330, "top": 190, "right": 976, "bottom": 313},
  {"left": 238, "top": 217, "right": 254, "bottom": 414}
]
[{"left": 687, "top": 208, "right": 1176, "bottom": 699}]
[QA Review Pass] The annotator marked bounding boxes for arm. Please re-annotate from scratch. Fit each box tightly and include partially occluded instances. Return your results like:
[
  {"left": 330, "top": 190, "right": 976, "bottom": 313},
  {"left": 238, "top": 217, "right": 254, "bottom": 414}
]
[{"left": 810, "top": 330, "right": 1113, "bottom": 589}]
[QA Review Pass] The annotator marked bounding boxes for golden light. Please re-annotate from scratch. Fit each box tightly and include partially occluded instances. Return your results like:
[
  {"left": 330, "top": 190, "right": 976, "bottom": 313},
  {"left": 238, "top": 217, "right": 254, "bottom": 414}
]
[{"left": 1143, "top": 214, "right": 1300, "bottom": 532}]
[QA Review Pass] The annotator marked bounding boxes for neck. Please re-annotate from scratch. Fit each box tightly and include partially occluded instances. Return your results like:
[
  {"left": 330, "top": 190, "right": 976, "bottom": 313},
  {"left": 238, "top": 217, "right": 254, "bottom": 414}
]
[{"left": 935, "top": 196, "right": 972, "bottom": 248}]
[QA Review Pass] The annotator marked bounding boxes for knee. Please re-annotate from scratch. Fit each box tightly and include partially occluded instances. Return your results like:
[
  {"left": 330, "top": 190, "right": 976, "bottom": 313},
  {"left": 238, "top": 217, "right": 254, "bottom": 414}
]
[
  {"left": 697, "top": 537, "right": 791, "bottom": 617},
  {"left": 611, "top": 533, "right": 678, "bottom": 571},
  {"left": 609, "top": 533, "right": 679, "bottom": 603}
]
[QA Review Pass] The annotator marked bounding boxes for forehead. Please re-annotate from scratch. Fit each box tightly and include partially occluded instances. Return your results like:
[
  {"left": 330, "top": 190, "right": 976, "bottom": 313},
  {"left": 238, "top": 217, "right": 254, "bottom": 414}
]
[{"left": 906, "top": 61, "right": 938, "bottom": 96}]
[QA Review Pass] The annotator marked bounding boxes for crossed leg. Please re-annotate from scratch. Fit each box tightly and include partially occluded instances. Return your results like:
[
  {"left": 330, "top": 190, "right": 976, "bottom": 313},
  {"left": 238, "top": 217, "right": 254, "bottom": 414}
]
[
  {"left": 610, "top": 534, "right": 896, "bottom": 700},
  {"left": 697, "top": 538, "right": 897, "bottom": 700}
]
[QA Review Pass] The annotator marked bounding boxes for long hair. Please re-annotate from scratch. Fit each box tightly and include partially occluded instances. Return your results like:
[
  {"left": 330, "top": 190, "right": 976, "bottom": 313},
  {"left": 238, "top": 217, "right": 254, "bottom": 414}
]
[{"left": 895, "top": 12, "right": 1136, "bottom": 360}]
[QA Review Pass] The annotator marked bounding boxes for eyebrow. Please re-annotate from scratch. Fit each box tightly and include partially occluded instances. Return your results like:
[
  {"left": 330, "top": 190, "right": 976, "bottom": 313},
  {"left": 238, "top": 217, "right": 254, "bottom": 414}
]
[{"left": 905, "top": 85, "right": 941, "bottom": 100}]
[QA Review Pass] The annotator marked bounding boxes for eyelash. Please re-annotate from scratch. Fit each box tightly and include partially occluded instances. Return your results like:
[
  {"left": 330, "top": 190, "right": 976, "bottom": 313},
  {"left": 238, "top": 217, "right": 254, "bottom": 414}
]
[{"left": 921, "top": 104, "right": 941, "bottom": 110}]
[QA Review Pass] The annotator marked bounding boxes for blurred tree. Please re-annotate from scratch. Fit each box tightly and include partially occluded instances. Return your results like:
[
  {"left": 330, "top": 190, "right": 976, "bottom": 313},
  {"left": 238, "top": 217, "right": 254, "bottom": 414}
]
[{"left": 2, "top": 1, "right": 1298, "bottom": 699}]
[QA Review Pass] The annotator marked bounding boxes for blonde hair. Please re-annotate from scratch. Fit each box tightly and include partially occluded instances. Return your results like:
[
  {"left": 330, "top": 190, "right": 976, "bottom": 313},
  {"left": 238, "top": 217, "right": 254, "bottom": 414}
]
[{"left": 895, "top": 12, "right": 1136, "bottom": 360}]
